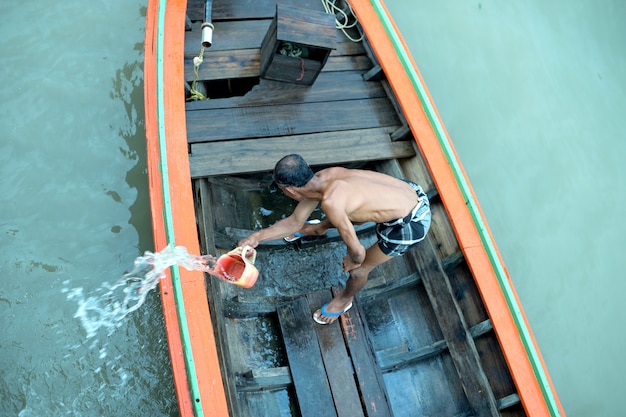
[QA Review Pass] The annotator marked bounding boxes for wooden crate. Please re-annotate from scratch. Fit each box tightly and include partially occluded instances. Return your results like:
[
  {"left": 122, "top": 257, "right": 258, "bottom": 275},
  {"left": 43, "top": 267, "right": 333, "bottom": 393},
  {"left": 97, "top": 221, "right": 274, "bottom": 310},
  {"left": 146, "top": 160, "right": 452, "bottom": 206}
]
[{"left": 260, "top": 5, "right": 336, "bottom": 85}]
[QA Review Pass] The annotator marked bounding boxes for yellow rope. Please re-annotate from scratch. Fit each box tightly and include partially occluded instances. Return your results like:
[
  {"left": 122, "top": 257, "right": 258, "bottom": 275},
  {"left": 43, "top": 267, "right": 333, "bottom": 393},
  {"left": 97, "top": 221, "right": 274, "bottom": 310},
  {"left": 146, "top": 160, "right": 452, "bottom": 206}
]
[
  {"left": 187, "top": 46, "right": 210, "bottom": 101},
  {"left": 320, "top": 0, "right": 363, "bottom": 42}
]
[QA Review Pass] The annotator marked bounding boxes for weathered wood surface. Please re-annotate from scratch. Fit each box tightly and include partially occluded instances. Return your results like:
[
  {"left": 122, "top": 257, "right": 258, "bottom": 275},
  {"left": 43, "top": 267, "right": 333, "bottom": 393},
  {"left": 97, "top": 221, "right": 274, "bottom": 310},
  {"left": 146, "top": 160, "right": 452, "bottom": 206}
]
[
  {"left": 407, "top": 240, "right": 501, "bottom": 416},
  {"left": 184, "top": 18, "right": 365, "bottom": 82},
  {"left": 262, "top": 4, "right": 337, "bottom": 53},
  {"left": 185, "top": 52, "right": 372, "bottom": 82},
  {"left": 187, "top": 0, "right": 326, "bottom": 22},
  {"left": 277, "top": 297, "right": 337, "bottom": 417},
  {"left": 307, "top": 291, "right": 365, "bottom": 417},
  {"left": 376, "top": 319, "right": 493, "bottom": 371},
  {"left": 193, "top": 173, "right": 521, "bottom": 415},
  {"left": 186, "top": 97, "right": 400, "bottom": 142},
  {"left": 185, "top": 20, "right": 271, "bottom": 54},
  {"left": 235, "top": 366, "right": 292, "bottom": 392},
  {"left": 273, "top": 292, "right": 394, "bottom": 417},
  {"left": 189, "top": 127, "right": 414, "bottom": 177},
  {"left": 186, "top": 71, "right": 385, "bottom": 110},
  {"left": 332, "top": 287, "right": 393, "bottom": 417}
]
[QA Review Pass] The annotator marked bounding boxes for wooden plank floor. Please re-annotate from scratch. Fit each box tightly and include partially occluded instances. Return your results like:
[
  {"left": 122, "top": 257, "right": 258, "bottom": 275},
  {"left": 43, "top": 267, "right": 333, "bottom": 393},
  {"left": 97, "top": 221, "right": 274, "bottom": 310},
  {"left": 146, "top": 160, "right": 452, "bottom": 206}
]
[
  {"left": 277, "top": 297, "right": 337, "bottom": 417},
  {"left": 194, "top": 172, "right": 525, "bottom": 416},
  {"left": 278, "top": 292, "right": 392, "bottom": 417}
]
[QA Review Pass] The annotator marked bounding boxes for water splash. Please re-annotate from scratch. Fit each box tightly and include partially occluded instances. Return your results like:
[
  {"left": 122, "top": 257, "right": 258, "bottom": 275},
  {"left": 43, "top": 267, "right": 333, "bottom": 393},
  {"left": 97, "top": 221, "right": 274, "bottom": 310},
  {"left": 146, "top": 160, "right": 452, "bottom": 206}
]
[{"left": 64, "top": 245, "right": 219, "bottom": 339}]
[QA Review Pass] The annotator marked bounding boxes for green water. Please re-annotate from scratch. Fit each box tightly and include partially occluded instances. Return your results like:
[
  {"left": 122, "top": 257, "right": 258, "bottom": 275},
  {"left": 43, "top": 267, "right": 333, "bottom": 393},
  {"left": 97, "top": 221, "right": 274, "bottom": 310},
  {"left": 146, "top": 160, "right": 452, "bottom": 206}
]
[
  {"left": 385, "top": 1, "right": 626, "bottom": 416},
  {"left": 0, "top": 0, "right": 177, "bottom": 415},
  {"left": 2, "top": 0, "right": 623, "bottom": 416}
]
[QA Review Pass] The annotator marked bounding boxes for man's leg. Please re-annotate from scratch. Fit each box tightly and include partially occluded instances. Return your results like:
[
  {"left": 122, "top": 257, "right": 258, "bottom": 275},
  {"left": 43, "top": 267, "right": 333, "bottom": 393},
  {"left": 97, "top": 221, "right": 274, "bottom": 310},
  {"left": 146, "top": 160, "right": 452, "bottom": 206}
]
[{"left": 313, "top": 242, "right": 392, "bottom": 324}]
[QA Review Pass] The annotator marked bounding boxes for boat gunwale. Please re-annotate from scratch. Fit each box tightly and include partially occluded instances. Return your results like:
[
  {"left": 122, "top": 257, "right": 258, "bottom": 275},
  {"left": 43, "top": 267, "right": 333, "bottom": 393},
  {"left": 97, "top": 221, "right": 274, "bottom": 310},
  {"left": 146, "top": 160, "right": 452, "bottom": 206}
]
[
  {"left": 348, "top": 0, "right": 565, "bottom": 415},
  {"left": 144, "top": 0, "right": 229, "bottom": 416}
]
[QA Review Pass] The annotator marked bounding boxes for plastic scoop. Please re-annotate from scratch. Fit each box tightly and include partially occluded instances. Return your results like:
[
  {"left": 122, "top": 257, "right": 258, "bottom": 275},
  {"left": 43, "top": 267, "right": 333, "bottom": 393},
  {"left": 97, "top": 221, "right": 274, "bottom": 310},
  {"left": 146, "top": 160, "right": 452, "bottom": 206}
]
[{"left": 214, "top": 246, "right": 258, "bottom": 288}]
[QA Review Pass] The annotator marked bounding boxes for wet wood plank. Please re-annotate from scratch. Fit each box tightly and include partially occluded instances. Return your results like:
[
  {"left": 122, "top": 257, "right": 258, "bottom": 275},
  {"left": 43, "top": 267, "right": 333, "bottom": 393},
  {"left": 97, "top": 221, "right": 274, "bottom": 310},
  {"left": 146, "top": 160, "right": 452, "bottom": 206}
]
[
  {"left": 189, "top": 127, "right": 414, "bottom": 178},
  {"left": 307, "top": 291, "right": 365, "bottom": 417},
  {"left": 222, "top": 298, "right": 277, "bottom": 318},
  {"left": 333, "top": 288, "right": 393, "bottom": 417},
  {"left": 407, "top": 240, "right": 501, "bottom": 416},
  {"left": 277, "top": 297, "right": 337, "bottom": 417},
  {"left": 236, "top": 366, "right": 292, "bottom": 392},
  {"left": 192, "top": 179, "right": 243, "bottom": 414}
]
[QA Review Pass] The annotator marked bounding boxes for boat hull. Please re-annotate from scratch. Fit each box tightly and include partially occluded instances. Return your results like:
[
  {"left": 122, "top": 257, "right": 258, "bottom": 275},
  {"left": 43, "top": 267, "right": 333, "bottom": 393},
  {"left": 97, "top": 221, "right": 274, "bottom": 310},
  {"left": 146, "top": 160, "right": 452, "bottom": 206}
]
[{"left": 143, "top": 0, "right": 565, "bottom": 416}]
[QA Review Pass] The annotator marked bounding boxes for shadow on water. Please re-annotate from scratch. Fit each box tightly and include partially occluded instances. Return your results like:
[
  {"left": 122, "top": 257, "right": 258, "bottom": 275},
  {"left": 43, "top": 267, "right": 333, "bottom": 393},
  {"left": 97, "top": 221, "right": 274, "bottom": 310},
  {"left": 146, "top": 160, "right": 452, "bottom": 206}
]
[{"left": 111, "top": 53, "right": 154, "bottom": 252}]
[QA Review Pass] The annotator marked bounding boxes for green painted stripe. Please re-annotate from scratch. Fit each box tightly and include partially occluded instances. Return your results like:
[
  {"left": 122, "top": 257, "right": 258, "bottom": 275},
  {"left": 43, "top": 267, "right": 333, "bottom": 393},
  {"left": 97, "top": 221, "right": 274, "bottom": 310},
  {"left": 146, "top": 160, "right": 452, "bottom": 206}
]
[
  {"left": 155, "top": 0, "right": 204, "bottom": 416},
  {"left": 369, "top": 0, "right": 561, "bottom": 415}
]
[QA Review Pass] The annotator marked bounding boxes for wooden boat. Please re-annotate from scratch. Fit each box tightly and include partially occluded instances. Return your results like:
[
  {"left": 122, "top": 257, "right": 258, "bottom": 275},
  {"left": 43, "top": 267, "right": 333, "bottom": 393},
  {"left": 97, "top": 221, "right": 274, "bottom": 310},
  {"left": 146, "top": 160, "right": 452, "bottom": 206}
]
[{"left": 144, "top": 0, "right": 566, "bottom": 416}]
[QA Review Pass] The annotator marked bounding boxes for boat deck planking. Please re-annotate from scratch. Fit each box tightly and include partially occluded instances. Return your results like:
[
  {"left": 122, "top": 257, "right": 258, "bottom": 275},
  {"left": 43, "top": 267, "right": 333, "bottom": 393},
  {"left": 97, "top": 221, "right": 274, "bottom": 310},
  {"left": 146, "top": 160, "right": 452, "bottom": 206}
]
[
  {"left": 187, "top": 0, "right": 324, "bottom": 22},
  {"left": 185, "top": 0, "right": 413, "bottom": 178},
  {"left": 181, "top": 0, "right": 531, "bottom": 416},
  {"left": 193, "top": 170, "right": 524, "bottom": 416}
]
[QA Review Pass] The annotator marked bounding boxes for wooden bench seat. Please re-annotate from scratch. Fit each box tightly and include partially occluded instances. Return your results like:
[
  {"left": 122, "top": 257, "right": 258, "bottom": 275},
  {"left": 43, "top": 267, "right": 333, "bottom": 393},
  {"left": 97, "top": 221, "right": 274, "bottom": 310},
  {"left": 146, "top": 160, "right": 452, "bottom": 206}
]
[{"left": 189, "top": 127, "right": 415, "bottom": 178}]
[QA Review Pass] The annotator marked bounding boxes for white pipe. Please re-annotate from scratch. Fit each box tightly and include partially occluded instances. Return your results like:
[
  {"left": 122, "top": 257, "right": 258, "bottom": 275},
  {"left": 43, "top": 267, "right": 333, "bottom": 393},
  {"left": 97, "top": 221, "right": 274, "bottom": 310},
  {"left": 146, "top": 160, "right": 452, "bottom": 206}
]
[{"left": 201, "top": 22, "right": 214, "bottom": 48}]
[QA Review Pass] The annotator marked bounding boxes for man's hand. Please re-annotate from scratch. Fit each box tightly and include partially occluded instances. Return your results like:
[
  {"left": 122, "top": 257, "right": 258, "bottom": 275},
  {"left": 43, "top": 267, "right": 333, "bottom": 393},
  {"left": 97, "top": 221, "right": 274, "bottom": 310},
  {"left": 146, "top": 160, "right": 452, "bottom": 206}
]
[
  {"left": 238, "top": 235, "right": 259, "bottom": 249},
  {"left": 342, "top": 255, "right": 362, "bottom": 272}
]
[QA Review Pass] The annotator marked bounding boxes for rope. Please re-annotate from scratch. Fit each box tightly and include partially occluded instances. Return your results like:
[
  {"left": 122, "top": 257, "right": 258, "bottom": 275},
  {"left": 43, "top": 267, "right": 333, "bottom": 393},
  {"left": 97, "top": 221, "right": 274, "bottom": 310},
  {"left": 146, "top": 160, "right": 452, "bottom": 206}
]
[
  {"left": 320, "top": 0, "right": 363, "bottom": 42},
  {"left": 187, "top": 46, "right": 210, "bottom": 101}
]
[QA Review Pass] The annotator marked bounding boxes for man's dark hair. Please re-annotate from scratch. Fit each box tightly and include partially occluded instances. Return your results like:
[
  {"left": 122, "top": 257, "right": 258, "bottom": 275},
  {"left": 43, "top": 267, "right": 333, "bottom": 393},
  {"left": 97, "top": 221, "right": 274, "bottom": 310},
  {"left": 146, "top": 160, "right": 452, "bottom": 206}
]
[{"left": 273, "top": 154, "right": 314, "bottom": 187}]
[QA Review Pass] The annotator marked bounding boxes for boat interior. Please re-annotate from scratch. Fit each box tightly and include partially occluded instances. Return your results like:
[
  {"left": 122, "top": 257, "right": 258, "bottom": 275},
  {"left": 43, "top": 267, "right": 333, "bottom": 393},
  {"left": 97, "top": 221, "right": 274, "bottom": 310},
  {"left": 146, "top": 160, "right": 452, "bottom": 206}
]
[{"left": 183, "top": 0, "right": 526, "bottom": 416}]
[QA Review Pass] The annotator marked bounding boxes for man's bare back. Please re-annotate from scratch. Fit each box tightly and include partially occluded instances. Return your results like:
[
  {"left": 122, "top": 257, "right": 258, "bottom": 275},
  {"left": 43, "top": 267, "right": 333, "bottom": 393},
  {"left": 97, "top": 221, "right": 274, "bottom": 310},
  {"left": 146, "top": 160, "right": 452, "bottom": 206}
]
[{"left": 315, "top": 167, "right": 419, "bottom": 224}]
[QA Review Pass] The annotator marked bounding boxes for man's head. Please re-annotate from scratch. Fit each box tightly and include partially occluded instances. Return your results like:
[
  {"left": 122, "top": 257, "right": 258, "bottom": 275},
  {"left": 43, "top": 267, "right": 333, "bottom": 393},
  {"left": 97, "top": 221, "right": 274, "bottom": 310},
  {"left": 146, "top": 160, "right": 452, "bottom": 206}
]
[{"left": 273, "top": 154, "right": 314, "bottom": 188}]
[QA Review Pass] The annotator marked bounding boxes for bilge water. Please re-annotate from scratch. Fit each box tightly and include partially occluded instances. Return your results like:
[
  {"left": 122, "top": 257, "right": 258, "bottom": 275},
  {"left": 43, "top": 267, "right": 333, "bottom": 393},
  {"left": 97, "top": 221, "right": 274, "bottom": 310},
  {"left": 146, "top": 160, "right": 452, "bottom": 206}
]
[{"left": 64, "top": 245, "right": 219, "bottom": 342}]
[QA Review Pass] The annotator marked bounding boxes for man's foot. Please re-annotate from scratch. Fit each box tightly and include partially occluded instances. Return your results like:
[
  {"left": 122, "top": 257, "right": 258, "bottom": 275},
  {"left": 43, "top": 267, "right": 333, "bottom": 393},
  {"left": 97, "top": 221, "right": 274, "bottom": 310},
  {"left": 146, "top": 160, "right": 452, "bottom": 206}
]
[{"left": 312, "top": 300, "right": 353, "bottom": 325}]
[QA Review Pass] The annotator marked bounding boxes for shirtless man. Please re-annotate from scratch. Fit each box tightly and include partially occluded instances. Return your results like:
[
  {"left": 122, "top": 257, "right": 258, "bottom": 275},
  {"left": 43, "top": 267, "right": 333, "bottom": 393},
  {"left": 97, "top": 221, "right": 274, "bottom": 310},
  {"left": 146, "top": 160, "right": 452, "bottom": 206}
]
[{"left": 238, "top": 154, "right": 431, "bottom": 324}]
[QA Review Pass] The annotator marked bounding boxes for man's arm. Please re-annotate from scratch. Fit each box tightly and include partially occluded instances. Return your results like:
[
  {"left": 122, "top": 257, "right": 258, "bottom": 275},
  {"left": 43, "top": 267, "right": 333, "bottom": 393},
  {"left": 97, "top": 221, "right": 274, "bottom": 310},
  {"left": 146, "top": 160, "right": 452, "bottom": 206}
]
[
  {"left": 334, "top": 217, "right": 365, "bottom": 269},
  {"left": 322, "top": 191, "right": 365, "bottom": 270},
  {"left": 238, "top": 199, "right": 318, "bottom": 248}
]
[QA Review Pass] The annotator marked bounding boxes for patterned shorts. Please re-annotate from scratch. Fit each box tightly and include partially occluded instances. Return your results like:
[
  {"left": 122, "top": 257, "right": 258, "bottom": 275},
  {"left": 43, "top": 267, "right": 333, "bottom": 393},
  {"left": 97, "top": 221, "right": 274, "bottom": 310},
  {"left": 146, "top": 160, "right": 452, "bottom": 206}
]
[{"left": 376, "top": 180, "right": 431, "bottom": 256}]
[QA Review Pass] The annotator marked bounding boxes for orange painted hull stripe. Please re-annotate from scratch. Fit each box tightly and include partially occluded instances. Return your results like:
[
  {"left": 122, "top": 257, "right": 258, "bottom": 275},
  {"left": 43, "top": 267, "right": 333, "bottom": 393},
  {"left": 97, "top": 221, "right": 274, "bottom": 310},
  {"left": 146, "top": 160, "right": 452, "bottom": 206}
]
[{"left": 144, "top": 0, "right": 229, "bottom": 415}]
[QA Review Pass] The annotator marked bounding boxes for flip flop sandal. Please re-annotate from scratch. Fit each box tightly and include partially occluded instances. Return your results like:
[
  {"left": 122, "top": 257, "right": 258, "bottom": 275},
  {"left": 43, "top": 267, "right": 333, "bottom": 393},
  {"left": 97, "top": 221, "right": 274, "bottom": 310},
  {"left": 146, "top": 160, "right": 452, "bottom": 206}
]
[
  {"left": 284, "top": 219, "right": 323, "bottom": 242},
  {"left": 313, "top": 302, "right": 353, "bottom": 325}
]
